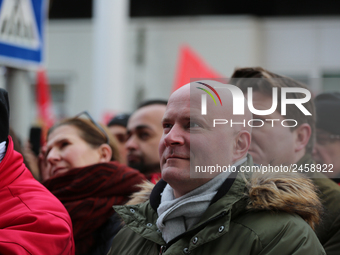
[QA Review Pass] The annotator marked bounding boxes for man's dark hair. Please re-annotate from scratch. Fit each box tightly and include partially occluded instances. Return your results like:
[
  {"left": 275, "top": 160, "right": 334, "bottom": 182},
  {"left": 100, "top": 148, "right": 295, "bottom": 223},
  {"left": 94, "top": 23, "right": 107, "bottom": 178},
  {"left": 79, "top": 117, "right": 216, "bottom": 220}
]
[
  {"left": 107, "top": 113, "right": 130, "bottom": 128},
  {"left": 230, "top": 67, "right": 315, "bottom": 154},
  {"left": 314, "top": 92, "right": 340, "bottom": 136},
  {"left": 137, "top": 99, "right": 167, "bottom": 109}
]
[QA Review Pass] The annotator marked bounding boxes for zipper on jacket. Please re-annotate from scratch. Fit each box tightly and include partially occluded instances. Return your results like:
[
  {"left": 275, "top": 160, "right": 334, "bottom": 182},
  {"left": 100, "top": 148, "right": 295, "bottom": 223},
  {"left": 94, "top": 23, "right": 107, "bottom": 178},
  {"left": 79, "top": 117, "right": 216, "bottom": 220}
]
[
  {"left": 159, "top": 211, "right": 227, "bottom": 254},
  {"left": 159, "top": 245, "right": 166, "bottom": 255}
]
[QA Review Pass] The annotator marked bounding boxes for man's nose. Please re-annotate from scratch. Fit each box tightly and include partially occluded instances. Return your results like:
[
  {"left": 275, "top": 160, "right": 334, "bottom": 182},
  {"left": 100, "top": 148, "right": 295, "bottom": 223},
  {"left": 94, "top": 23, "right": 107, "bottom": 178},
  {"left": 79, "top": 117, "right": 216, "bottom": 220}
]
[
  {"left": 163, "top": 124, "right": 185, "bottom": 146},
  {"left": 125, "top": 135, "right": 138, "bottom": 151}
]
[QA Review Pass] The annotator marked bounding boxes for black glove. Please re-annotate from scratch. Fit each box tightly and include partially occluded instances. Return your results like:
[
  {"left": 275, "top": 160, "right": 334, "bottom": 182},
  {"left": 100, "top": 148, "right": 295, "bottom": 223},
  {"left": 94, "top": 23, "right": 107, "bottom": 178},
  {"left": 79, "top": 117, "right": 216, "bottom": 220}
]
[{"left": 0, "top": 88, "right": 9, "bottom": 143}]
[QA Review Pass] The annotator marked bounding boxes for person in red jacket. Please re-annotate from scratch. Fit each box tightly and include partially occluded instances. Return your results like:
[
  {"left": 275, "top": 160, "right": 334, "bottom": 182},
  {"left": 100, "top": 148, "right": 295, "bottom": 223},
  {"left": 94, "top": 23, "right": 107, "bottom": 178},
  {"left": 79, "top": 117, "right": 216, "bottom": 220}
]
[{"left": 0, "top": 88, "right": 75, "bottom": 255}]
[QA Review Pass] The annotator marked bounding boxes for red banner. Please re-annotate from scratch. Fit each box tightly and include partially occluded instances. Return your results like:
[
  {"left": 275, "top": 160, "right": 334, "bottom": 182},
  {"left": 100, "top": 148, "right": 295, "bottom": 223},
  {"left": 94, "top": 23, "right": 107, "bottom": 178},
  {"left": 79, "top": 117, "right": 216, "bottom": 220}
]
[{"left": 36, "top": 69, "right": 55, "bottom": 140}]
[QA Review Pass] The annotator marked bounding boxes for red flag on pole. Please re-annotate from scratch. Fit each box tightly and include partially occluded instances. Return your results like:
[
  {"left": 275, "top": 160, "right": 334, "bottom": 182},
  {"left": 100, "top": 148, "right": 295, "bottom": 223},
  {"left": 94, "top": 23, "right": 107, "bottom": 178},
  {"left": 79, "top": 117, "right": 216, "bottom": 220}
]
[
  {"left": 172, "top": 45, "right": 221, "bottom": 92},
  {"left": 36, "top": 68, "right": 55, "bottom": 141}
]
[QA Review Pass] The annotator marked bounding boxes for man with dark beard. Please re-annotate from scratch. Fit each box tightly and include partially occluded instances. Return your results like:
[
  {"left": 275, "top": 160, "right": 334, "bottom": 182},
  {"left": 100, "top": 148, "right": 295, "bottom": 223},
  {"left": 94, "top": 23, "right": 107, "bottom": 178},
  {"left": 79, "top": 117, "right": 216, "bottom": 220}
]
[{"left": 126, "top": 100, "right": 167, "bottom": 183}]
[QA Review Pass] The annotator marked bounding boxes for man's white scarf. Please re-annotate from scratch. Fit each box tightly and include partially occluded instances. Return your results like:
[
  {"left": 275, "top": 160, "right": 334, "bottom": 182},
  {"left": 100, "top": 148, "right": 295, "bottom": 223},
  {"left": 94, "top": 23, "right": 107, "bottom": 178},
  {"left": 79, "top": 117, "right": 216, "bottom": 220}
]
[{"left": 156, "top": 157, "right": 246, "bottom": 243}]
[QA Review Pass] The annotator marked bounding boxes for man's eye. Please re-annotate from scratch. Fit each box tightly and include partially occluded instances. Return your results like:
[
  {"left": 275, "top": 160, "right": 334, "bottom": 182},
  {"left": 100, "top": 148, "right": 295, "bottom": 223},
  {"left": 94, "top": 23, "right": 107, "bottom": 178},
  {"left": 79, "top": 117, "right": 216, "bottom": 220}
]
[
  {"left": 189, "top": 122, "right": 200, "bottom": 128},
  {"left": 115, "top": 134, "right": 128, "bottom": 143},
  {"left": 163, "top": 123, "right": 172, "bottom": 129},
  {"left": 60, "top": 142, "right": 70, "bottom": 148},
  {"left": 138, "top": 132, "right": 150, "bottom": 140}
]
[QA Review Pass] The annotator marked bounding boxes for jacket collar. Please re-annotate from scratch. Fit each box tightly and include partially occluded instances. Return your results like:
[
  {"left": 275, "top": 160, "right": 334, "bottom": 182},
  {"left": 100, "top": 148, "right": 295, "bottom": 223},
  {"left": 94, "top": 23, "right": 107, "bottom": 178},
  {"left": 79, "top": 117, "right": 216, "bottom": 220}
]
[
  {"left": 149, "top": 171, "right": 239, "bottom": 212},
  {"left": 0, "top": 136, "right": 26, "bottom": 188},
  {"left": 149, "top": 179, "right": 167, "bottom": 211}
]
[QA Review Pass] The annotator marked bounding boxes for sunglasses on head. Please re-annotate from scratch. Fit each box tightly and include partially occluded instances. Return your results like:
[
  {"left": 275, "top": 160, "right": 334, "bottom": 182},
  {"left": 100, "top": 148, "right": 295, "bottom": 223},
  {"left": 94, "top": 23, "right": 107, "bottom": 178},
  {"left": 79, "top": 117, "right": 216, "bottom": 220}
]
[{"left": 74, "top": 111, "right": 110, "bottom": 144}]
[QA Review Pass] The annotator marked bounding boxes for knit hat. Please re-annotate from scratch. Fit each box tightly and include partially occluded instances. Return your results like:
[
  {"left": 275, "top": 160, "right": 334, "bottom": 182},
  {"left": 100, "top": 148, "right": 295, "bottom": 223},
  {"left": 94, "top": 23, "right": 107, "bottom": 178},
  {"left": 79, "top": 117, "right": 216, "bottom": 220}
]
[
  {"left": 0, "top": 88, "right": 9, "bottom": 143},
  {"left": 107, "top": 113, "right": 130, "bottom": 128},
  {"left": 314, "top": 92, "right": 340, "bottom": 135}
]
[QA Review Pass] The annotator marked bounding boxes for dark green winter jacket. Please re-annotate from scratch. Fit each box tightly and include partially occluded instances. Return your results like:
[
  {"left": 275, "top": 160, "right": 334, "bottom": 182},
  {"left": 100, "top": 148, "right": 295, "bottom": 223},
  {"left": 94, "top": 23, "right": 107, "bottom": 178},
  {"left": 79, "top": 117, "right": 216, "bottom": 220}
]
[
  {"left": 108, "top": 156, "right": 325, "bottom": 255},
  {"left": 298, "top": 154, "right": 340, "bottom": 255}
]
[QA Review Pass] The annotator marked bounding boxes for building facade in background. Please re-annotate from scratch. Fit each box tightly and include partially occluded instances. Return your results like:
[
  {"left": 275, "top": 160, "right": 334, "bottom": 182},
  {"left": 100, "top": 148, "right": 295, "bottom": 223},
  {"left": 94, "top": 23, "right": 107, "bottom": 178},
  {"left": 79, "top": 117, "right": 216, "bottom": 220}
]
[{"left": 2, "top": 0, "right": 340, "bottom": 140}]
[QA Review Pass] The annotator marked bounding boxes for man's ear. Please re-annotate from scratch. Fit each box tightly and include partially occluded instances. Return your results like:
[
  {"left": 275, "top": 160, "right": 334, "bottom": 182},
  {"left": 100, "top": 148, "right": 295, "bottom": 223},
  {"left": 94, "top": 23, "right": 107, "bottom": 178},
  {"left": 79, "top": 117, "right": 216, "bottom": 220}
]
[
  {"left": 233, "top": 130, "right": 251, "bottom": 161},
  {"left": 98, "top": 144, "right": 112, "bottom": 162},
  {"left": 293, "top": 123, "right": 311, "bottom": 153}
]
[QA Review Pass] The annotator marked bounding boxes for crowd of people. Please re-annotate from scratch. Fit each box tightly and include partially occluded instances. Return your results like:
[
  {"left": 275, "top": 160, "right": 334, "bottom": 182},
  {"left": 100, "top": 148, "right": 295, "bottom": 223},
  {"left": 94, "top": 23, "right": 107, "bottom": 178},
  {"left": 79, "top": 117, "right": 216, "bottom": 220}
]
[{"left": 1, "top": 66, "right": 340, "bottom": 255}]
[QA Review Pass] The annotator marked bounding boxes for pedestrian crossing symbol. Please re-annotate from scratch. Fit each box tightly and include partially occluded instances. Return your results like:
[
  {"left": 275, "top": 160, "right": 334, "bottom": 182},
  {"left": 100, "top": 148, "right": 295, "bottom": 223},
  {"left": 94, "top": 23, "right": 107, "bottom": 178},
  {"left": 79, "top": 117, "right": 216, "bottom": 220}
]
[
  {"left": 0, "top": 0, "right": 45, "bottom": 69},
  {"left": 0, "top": 0, "right": 40, "bottom": 49}
]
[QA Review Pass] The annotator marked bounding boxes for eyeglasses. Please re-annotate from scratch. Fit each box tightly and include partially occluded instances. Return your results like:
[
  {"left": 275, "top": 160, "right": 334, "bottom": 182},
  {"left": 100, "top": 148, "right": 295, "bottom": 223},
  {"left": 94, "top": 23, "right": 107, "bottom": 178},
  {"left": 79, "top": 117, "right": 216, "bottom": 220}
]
[
  {"left": 74, "top": 111, "right": 110, "bottom": 144},
  {"left": 316, "top": 131, "right": 340, "bottom": 145}
]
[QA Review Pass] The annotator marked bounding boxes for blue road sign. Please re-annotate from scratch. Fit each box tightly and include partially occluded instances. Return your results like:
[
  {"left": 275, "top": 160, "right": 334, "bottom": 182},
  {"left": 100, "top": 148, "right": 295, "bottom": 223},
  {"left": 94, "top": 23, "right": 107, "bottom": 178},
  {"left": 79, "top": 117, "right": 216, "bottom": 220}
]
[{"left": 0, "top": 0, "right": 46, "bottom": 69}]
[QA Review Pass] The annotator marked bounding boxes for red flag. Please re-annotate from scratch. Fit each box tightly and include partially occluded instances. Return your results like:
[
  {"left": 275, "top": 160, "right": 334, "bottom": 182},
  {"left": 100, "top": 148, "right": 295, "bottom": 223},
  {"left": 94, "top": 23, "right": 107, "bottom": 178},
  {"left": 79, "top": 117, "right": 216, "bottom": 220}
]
[
  {"left": 102, "top": 110, "right": 117, "bottom": 125},
  {"left": 173, "top": 45, "right": 221, "bottom": 92},
  {"left": 36, "top": 69, "right": 55, "bottom": 141}
]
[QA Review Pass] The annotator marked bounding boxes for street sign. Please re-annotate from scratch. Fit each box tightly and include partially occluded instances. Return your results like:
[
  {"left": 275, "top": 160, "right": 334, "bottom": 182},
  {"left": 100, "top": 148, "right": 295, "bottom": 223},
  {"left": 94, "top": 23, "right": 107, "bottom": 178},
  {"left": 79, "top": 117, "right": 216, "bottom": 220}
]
[{"left": 0, "top": 0, "right": 46, "bottom": 69}]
